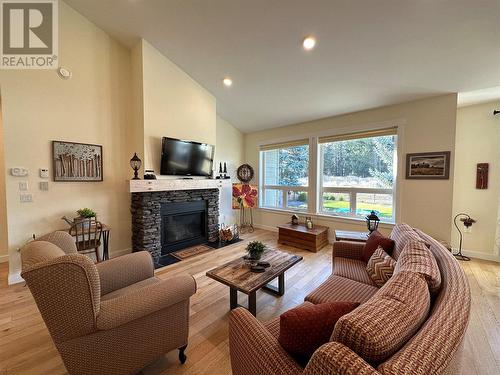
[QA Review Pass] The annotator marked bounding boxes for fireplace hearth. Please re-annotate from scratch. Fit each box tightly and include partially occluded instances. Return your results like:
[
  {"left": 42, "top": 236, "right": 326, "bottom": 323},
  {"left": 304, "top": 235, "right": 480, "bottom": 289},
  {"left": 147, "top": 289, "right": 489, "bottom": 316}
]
[{"left": 131, "top": 188, "right": 219, "bottom": 260}]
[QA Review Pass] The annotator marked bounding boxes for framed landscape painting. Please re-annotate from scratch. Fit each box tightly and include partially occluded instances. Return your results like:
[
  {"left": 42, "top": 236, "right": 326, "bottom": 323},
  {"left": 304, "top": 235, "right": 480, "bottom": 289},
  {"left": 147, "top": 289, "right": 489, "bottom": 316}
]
[
  {"left": 406, "top": 151, "right": 450, "bottom": 180},
  {"left": 52, "top": 141, "right": 103, "bottom": 181}
]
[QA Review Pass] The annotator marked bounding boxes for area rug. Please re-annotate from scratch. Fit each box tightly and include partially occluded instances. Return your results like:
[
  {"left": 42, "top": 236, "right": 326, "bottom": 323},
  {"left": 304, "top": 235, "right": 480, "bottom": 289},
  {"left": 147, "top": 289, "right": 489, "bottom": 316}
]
[{"left": 171, "top": 244, "right": 213, "bottom": 260}]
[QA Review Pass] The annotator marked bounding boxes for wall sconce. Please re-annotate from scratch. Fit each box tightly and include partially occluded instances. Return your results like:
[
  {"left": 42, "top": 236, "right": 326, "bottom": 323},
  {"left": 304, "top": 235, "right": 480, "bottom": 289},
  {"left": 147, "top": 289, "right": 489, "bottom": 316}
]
[{"left": 453, "top": 213, "right": 476, "bottom": 261}]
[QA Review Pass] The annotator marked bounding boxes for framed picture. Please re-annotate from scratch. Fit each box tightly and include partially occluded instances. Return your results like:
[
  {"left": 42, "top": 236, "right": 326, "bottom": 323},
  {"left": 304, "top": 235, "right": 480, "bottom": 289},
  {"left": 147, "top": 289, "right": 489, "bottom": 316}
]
[
  {"left": 232, "top": 183, "right": 258, "bottom": 208},
  {"left": 406, "top": 151, "right": 450, "bottom": 180},
  {"left": 52, "top": 141, "right": 103, "bottom": 182}
]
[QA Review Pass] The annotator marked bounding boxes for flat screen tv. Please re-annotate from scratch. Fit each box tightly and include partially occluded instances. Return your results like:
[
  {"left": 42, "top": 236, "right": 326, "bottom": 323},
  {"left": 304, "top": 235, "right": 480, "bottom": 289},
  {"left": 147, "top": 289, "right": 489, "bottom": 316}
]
[{"left": 160, "top": 137, "right": 214, "bottom": 177}]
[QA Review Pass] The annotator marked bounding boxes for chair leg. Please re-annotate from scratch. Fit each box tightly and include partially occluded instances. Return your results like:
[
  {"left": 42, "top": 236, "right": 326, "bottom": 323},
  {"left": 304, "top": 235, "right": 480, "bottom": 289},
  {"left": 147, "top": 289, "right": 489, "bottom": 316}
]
[{"left": 178, "top": 345, "right": 187, "bottom": 364}]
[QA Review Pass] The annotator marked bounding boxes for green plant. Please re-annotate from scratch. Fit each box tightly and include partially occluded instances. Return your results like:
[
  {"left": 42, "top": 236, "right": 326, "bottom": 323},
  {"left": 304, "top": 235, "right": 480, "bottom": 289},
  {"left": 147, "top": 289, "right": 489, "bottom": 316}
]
[
  {"left": 297, "top": 192, "right": 307, "bottom": 202},
  {"left": 246, "top": 241, "right": 266, "bottom": 260},
  {"left": 77, "top": 208, "right": 97, "bottom": 218}
]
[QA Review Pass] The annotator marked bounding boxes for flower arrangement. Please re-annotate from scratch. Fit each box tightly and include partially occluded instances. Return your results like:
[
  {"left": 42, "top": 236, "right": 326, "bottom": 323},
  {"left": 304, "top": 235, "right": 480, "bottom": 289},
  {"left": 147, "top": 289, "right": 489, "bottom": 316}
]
[{"left": 76, "top": 208, "right": 97, "bottom": 218}]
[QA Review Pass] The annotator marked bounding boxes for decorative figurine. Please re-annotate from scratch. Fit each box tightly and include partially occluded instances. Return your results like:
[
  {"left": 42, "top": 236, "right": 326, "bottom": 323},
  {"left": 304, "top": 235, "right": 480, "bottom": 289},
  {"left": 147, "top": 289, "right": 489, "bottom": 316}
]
[
  {"left": 291, "top": 214, "right": 299, "bottom": 225},
  {"left": 305, "top": 217, "right": 313, "bottom": 229}
]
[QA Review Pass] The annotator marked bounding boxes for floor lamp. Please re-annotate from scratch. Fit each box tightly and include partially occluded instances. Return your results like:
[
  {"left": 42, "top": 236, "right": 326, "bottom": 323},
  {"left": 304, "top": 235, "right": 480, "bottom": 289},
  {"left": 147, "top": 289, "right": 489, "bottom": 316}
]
[{"left": 453, "top": 213, "right": 476, "bottom": 261}]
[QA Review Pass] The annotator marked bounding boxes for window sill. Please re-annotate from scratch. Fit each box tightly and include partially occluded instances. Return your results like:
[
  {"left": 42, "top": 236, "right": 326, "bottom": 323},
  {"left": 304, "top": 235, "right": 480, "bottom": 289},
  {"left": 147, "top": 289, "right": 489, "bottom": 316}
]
[{"left": 257, "top": 207, "right": 395, "bottom": 230}]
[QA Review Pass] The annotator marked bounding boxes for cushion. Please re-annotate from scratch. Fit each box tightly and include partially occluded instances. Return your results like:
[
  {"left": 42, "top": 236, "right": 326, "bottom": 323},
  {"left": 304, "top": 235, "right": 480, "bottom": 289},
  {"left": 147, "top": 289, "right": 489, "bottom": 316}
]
[
  {"left": 395, "top": 240, "right": 442, "bottom": 294},
  {"left": 366, "top": 247, "right": 396, "bottom": 287},
  {"left": 279, "top": 301, "right": 359, "bottom": 364},
  {"left": 332, "top": 271, "right": 431, "bottom": 363},
  {"left": 362, "top": 230, "right": 395, "bottom": 262},
  {"left": 305, "top": 275, "right": 379, "bottom": 305},
  {"left": 389, "top": 223, "right": 422, "bottom": 260},
  {"left": 333, "top": 257, "right": 376, "bottom": 286}
]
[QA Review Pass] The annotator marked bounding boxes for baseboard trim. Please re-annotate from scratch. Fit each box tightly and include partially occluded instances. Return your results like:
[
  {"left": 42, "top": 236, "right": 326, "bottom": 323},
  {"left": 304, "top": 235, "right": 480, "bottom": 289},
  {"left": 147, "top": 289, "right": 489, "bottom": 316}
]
[
  {"left": 253, "top": 223, "right": 278, "bottom": 232},
  {"left": 459, "top": 249, "right": 500, "bottom": 262},
  {"left": 110, "top": 248, "right": 132, "bottom": 258},
  {"left": 8, "top": 271, "right": 23, "bottom": 285}
]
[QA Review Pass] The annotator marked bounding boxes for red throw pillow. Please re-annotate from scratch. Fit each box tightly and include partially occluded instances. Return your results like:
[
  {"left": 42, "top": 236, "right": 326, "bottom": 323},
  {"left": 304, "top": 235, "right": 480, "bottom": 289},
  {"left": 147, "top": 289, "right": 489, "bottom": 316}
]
[
  {"left": 362, "top": 230, "right": 395, "bottom": 262},
  {"left": 278, "top": 301, "right": 360, "bottom": 365}
]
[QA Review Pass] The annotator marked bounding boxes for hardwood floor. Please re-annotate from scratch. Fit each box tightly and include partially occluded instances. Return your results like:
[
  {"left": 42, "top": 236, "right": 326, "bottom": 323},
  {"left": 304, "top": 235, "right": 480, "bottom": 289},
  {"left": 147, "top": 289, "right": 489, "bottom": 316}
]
[{"left": 0, "top": 229, "right": 499, "bottom": 374}]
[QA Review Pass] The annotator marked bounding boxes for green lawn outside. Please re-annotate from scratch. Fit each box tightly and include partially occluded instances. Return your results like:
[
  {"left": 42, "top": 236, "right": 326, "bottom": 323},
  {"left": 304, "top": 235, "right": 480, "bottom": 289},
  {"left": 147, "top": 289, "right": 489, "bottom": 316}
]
[{"left": 323, "top": 200, "right": 393, "bottom": 218}]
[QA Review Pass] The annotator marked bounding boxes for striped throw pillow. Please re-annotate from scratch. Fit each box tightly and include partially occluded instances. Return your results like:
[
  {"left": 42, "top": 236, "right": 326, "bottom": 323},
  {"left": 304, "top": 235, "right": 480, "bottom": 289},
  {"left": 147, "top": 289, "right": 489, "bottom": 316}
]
[{"left": 366, "top": 247, "right": 396, "bottom": 287}]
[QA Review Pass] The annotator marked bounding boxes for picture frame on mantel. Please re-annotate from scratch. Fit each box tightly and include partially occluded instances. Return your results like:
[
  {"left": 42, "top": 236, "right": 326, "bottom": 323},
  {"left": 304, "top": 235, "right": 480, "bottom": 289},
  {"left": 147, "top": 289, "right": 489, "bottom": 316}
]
[
  {"left": 405, "top": 151, "right": 450, "bottom": 180},
  {"left": 52, "top": 141, "right": 103, "bottom": 182}
]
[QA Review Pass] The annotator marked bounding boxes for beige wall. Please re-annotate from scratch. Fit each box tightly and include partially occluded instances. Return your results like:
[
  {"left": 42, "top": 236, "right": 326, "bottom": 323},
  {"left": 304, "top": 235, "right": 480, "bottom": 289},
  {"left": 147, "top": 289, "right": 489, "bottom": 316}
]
[
  {"left": 0, "top": 2, "right": 133, "bottom": 279},
  {"left": 453, "top": 101, "right": 500, "bottom": 260},
  {"left": 0, "top": 100, "right": 7, "bottom": 261},
  {"left": 139, "top": 40, "right": 216, "bottom": 173},
  {"left": 245, "top": 94, "right": 458, "bottom": 242},
  {"left": 215, "top": 116, "right": 244, "bottom": 224}
]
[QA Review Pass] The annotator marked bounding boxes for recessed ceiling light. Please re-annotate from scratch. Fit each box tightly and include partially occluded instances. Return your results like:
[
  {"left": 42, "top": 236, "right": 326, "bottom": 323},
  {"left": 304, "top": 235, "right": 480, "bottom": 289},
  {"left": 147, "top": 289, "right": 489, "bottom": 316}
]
[
  {"left": 302, "top": 36, "right": 316, "bottom": 51},
  {"left": 223, "top": 77, "right": 233, "bottom": 87}
]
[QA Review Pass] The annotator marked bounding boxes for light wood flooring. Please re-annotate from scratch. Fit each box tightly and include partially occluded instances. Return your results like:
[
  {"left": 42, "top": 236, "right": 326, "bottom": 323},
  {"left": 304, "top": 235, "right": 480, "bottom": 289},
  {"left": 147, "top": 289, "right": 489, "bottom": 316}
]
[{"left": 0, "top": 229, "right": 499, "bottom": 374}]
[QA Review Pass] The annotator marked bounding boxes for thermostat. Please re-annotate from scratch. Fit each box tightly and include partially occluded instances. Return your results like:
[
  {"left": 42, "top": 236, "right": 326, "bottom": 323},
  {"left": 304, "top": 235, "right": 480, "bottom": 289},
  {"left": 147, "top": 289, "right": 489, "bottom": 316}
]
[
  {"left": 10, "top": 167, "right": 28, "bottom": 177},
  {"left": 40, "top": 169, "right": 49, "bottom": 178}
]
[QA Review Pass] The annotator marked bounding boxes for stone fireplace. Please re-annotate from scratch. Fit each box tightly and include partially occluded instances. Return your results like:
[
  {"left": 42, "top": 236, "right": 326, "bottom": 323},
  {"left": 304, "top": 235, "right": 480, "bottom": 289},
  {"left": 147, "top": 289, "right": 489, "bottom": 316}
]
[{"left": 131, "top": 188, "right": 219, "bottom": 260}]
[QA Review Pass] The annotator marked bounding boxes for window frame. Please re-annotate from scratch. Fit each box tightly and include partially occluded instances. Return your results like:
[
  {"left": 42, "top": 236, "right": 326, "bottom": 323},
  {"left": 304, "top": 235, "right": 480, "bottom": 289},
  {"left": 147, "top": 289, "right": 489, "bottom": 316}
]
[
  {"left": 258, "top": 124, "right": 400, "bottom": 224},
  {"left": 259, "top": 143, "right": 310, "bottom": 211},
  {"left": 317, "top": 133, "right": 397, "bottom": 223}
]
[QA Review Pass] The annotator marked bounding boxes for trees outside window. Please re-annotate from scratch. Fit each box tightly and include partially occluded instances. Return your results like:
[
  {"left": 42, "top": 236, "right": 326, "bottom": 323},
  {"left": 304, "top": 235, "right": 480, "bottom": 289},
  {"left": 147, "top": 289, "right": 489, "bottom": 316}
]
[{"left": 259, "top": 129, "right": 397, "bottom": 222}]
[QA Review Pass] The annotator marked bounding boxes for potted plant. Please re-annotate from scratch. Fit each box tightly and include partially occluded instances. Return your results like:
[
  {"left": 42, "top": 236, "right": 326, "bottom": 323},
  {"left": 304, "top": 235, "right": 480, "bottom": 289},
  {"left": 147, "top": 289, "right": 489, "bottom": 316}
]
[
  {"left": 245, "top": 241, "right": 266, "bottom": 261},
  {"left": 75, "top": 208, "right": 96, "bottom": 229}
]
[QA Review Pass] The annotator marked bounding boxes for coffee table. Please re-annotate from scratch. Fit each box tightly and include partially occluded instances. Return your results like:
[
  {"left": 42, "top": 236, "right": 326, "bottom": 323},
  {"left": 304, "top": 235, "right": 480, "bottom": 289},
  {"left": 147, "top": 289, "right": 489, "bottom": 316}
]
[{"left": 206, "top": 249, "right": 303, "bottom": 316}]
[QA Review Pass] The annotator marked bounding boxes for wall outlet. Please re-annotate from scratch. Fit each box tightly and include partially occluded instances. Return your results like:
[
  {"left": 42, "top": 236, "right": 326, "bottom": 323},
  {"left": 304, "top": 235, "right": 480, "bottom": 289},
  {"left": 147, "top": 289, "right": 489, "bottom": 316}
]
[
  {"left": 20, "top": 193, "right": 33, "bottom": 203},
  {"left": 39, "top": 181, "right": 49, "bottom": 191},
  {"left": 18, "top": 181, "right": 28, "bottom": 191},
  {"left": 39, "top": 169, "right": 49, "bottom": 178}
]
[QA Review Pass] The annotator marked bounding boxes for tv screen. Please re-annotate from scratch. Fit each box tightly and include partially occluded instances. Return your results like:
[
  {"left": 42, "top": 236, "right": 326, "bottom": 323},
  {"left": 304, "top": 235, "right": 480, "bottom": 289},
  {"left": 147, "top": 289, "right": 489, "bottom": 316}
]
[{"left": 160, "top": 137, "right": 214, "bottom": 177}]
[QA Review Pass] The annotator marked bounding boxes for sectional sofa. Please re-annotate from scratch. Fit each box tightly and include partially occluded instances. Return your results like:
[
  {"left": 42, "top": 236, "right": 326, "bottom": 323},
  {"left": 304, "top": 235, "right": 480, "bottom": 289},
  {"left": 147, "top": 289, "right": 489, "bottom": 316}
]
[{"left": 229, "top": 223, "right": 471, "bottom": 375}]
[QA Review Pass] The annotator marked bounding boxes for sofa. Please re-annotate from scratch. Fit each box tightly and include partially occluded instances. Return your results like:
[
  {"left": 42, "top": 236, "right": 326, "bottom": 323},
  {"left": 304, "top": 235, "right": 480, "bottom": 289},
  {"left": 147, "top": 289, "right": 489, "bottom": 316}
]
[
  {"left": 229, "top": 224, "right": 471, "bottom": 375},
  {"left": 21, "top": 231, "right": 197, "bottom": 375}
]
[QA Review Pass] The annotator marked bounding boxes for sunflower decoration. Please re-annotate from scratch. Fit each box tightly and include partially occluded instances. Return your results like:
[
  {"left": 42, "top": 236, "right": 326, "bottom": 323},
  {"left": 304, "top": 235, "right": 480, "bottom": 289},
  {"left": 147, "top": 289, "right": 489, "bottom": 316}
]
[{"left": 232, "top": 183, "right": 258, "bottom": 209}]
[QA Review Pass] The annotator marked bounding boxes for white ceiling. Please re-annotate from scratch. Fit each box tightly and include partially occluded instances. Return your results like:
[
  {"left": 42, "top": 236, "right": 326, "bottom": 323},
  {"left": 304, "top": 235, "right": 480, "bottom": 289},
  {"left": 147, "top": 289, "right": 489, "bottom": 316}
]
[{"left": 65, "top": 0, "right": 500, "bottom": 132}]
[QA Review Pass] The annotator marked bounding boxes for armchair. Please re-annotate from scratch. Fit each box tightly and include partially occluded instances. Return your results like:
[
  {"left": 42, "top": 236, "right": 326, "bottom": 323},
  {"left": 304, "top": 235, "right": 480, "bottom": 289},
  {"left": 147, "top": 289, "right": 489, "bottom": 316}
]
[{"left": 21, "top": 234, "right": 196, "bottom": 375}]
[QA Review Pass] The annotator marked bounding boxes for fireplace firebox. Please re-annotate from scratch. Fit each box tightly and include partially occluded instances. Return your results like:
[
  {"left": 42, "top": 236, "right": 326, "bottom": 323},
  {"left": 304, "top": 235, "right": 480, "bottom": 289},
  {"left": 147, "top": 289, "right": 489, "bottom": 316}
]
[{"left": 160, "top": 200, "right": 208, "bottom": 254}]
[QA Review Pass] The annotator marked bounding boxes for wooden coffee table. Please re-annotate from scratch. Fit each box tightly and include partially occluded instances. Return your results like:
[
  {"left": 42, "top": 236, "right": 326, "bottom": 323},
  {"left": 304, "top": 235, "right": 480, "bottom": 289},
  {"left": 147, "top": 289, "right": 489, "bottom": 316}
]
[{"left": 206, "top": 249, "right": 302, "bottom": 316}]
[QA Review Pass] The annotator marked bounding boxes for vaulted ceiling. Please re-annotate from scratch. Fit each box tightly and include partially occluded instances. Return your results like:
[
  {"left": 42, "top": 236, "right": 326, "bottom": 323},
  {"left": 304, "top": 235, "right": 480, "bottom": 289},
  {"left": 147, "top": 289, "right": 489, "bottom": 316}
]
[{"left": 65, "top": 0, "right": 500, "bottom": 132}]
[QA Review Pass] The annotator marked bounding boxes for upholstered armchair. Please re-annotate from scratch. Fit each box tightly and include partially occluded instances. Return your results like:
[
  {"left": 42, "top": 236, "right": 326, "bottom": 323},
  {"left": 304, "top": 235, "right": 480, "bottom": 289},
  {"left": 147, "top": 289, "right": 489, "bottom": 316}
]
[{"left": 21, "top": 231, "right": 197, "bottom": 375}]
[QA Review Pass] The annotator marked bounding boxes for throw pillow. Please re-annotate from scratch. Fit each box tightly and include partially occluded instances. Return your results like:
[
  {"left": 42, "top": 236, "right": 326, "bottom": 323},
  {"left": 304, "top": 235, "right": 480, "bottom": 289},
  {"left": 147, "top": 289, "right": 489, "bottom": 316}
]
[
  {"left": 362, "top": 230, "right": 395, "bottom": 262},
  {"left": 278, "top": 301, "right": 359, "bottom": 365},
  {"left": 366, "top": 247, "right": 396, "bottom": 287}
]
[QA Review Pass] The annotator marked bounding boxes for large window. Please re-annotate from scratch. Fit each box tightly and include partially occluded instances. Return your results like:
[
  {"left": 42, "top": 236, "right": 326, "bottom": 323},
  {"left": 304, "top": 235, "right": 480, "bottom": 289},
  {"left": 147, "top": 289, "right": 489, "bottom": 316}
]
[
  {"left": 319, "top": 129, "right": 397, "bottom": 221},
  {"left": 260, "top": 140, "right": 309, "bottom": 211},
  {"left": 259, "top": 128, "right": 398, "bottom": 223}
]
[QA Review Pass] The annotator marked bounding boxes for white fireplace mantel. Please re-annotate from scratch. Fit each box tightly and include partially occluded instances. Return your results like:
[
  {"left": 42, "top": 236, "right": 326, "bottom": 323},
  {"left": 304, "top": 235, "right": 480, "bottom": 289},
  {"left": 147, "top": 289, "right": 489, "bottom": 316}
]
[{"left": 129, "top": 179, "right": 231, "bottom": 193}]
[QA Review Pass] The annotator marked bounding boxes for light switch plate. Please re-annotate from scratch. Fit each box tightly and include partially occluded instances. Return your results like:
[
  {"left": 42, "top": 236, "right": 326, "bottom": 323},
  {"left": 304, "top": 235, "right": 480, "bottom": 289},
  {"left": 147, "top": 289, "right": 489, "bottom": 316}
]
[
  {"left": 39, "top": 181, "right": 49, "bottom": 191},
  {"left": 18, "top": 181, "right": 28, "bottom": 191},
  {"left": 39, "top": 169, "right": 49, "bottom": 178},
  {"left": 20, "top": 193, "right": 33, "bottom": 203}
]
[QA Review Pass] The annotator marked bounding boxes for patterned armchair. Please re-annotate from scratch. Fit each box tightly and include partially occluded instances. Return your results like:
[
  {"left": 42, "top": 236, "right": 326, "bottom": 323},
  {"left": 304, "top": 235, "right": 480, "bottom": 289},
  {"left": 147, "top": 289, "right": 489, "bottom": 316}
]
[{"left": 21, "top": 232, "right": 196, "bottom": 375}]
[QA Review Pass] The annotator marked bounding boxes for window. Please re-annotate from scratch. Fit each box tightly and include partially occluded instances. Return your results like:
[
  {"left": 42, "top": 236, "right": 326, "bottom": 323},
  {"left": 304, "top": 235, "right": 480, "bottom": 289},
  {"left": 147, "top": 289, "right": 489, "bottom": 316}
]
[
  {"left": 260, "top": 140, "right": 309, "bottom": 211},
  {"left": 319, "top": 129, "right": 397, "bottom": 221},
  {"left": 258, "top": 127, "right": 397, "bottom": 223}
]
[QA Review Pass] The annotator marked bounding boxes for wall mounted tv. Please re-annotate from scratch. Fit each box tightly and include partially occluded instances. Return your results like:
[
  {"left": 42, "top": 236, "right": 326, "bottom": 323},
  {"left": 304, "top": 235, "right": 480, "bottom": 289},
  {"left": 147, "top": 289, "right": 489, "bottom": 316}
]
[{"left": 160, "top": 137, "right": 214, "bottom": 177}]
